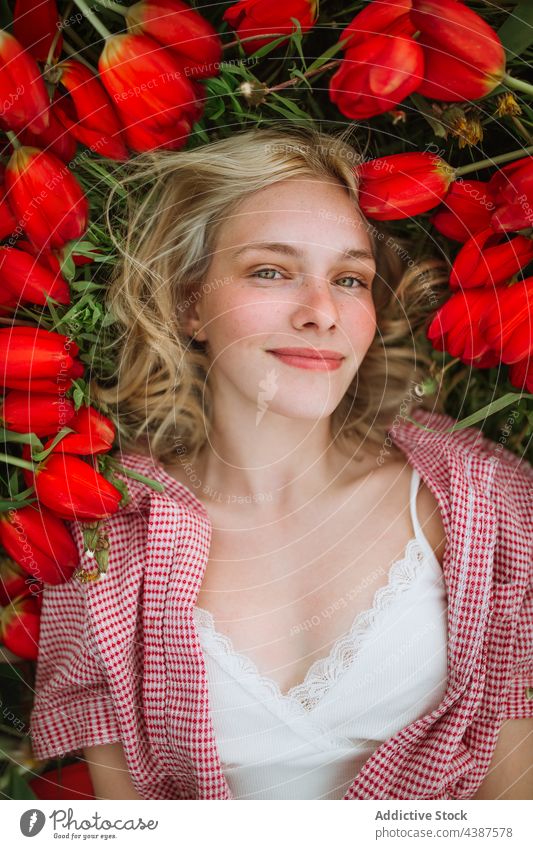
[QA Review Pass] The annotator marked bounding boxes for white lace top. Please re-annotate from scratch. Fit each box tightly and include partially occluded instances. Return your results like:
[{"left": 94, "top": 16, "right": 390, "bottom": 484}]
[{"left": 192, "top": 466, "right": 449, "bottom": 799}]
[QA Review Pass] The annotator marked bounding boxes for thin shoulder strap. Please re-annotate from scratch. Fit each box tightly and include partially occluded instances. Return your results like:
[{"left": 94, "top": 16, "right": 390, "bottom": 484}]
[
  {"left": 409, "top": 467, "right": 438, "bottom": 564},
  {"left": 409, "top": 466, "right": 423, "bottom": 541}
]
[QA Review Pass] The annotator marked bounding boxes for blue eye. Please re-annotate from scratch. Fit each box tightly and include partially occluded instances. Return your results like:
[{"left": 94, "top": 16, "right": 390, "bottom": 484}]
[
  {"left": 250, "top": 268, "right": 370, "bottom": 290},
  {"left": 253, "top": 268, "right": 283, "bottom": 279},
  {"left": 335, "top": 275, "right": 370, "bottom": 290}
]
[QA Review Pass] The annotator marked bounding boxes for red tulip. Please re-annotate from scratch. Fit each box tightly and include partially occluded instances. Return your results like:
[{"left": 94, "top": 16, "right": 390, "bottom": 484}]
[
  {"left": 0, "top": 182, "right": 16, "bottom": 240},
  {"left": 0, "top": 30, "right": 50, "bottom": 134},
  {"left": 19, "top": 94, "right": 79, "bottom": 163},
  {"left": 223, "top": 0, "right": 318, "bottom": 56},
  {"left": 0, "top": 556, "right": 30, "bottom": 605},
  {"left": 488, "top": 156, "right": 533, "bottom": 233},
  {"left": 430, "top": 179, "right": 496, "bottom": 243},
  {"left": 13, "top": 0, "right": 62, "bottom": 64},
  {"left": 329, "top": 33, "right": 423, "bottom": 120},
  {"left": 53, "top": 60, "right": 129, "bottom": 162},
  {"left": 427, "top": 286, "right": 501, "bottom": 367},
  {"left": 340, "top": 0, "right": 415, "bottom": 51},
  {"left": 0, "top": 503, "right": 79, "bottom": 584},
  {"left": 410, "top": 0, "right": 505, "bottom": 101},
  {"left": 98, "top": 34, "right": 204, "bottom": 153},
  {"left": 29, "top": 761, "right": 96, "bottom": 801},
  {"left": 21, "top": 449, "right": 123, "bottom": 521},
  {"left": 45, "top": 404, "right": 116, "bottom": 455},
  {"left": 0, "top": 245, "right": 70, "bottom": 306},
  {"left": 0, "top": 326, "right": 84, "bottom": 394},
  {"left": 449, "top": 227, "right": 533, "bottom": 291},
  {"left": 357, "top": 152, "right": 455, "bottom": 220},
  {"left": 0, "top": 593, "right": 40, "bottom": 660},
  {"left": 479, "top": 277, "right": 533, "bottom": 364},
  {"left": 14, "top": 238, "right": 100, "bottom": 273},
  {"left": 0, "top": 390, "right": 75, "bottom": 436},
  {"left": 5, "top": 146, "right": 89, "bottom": 250},
  {"left": 125, "top": 0, "right": 223, "bottom": 79}
]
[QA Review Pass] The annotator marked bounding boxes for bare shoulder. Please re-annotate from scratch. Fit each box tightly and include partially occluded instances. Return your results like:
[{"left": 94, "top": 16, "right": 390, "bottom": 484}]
[
  {"left": 350, "top": 453, "right": 448, "bottom": 565},
  {"left": 413, "top": 472, "right": 447, "bottom": 564}
]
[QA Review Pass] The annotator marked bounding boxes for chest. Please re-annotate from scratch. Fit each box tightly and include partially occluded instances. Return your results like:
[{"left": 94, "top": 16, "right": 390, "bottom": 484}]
[{"left": 194, "top": 468, "right": 432, "bottom": 693}]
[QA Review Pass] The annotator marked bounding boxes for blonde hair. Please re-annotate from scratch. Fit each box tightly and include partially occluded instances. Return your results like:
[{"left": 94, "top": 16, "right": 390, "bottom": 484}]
[{"left": 93, "top": 123, "right": 450, "bottom": 467}]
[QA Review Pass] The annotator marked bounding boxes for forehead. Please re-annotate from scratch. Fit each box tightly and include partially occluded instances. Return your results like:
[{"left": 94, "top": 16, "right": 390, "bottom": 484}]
[{"left": 215, "top": 177, "right": 372, "bottom": 251}]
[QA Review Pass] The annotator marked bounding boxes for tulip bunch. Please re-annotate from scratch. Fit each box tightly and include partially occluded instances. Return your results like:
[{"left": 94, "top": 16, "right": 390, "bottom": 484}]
[
  {"left": 329, "top": 0, "right": 509, "bottom": 120},
  {"left": 426, "top": 156, "right": 533, "bottom": 391},
  {"left": 353, "top": 146, "right": 533, "bottom": 392}
]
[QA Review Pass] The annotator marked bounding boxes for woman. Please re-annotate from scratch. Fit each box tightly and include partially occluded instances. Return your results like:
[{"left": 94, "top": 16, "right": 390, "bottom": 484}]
[{"left": 29, "top": 125, "right": 533, "bottom": 800}]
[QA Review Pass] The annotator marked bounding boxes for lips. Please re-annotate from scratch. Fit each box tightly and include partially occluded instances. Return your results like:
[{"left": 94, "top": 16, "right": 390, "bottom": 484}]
[{"left": 267, "top": 348, "right": 345, "bottom": 360}]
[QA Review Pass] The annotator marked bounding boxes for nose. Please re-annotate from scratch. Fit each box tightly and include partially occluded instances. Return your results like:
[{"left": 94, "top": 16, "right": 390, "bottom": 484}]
[{"left": 290, "top": 274, "right": 340, "bottom": 332}]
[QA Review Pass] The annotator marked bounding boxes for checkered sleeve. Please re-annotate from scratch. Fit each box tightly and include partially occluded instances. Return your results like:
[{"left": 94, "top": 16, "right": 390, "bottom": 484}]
[
  {"left": 29, "top": 528, "right": 122, "bottom": 762},
  {"left": 490, "top": 446, "right": 533, "bottom": 721},
  {"left": 500, "top": 580, "right": 533, "bottom": 720}
]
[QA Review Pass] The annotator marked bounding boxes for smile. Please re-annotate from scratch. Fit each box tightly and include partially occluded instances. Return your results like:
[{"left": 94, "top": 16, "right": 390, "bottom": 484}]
[{"left": 267, "top": 351, "right": 344, "bottom": 371}]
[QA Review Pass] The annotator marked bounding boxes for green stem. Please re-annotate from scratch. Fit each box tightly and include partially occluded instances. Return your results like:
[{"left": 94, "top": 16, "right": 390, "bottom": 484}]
[
  {"left": 269, "top": 59, "right": 341, "bottom": 93},
  {"left": 106, "top": 457, "right": 165, "bottom": 492},
  {"left": 91, "top": 0, "right": 128, "bottom": 15},
  {"left": 502, "top": 73, "right": 533, "bottom": 97},
  {"left": 71, "top": 0, "right": 112, "bottom": 40},
  {"left": 0, "top": 454, "right": 35, "bottom": 472},
  {"left": 455, "top": 143, "right": 533, "bottom": 177},
  {"left": 5, "top": 130, "right": 20, "bottom": 149}
]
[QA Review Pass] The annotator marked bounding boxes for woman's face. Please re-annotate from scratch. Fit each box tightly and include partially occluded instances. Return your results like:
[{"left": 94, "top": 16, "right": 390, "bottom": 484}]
[{"left": 186, "top": 176, "right": 377, "bottom": 421}]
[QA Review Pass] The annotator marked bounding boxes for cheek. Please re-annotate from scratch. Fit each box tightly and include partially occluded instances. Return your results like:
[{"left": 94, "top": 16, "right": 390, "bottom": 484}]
[
  {"left": 206, "top": 294, "right": 276, "bottom": 347},
  {"left": 344, "top": 300, "right": 377, "bottom": 346}
]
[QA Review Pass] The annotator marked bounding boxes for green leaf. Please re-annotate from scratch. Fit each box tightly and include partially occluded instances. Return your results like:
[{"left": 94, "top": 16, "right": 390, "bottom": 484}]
[
  {"left": 246, "top": 32, "right": 294, "bottom": 60},
  {"left": 306, "top": 36, "right": 351, "bottom": 75},
  {"left": 288, "top": 17, "right": 307, "bottom": 70},
  {"left": 269, "top": 93, "right": 312, "bottom": 121},
  {"left": 405, "top": 393, "right": 533, "bottom": 433},
  {"left": 498, "top": 1, "right": 533, "bottom": 59},
  {"left": 6, "top": 768, "right": 38, "bottom": 800},
  {"left": 409, "top": 93, "right": 448, "bottom": 139}
]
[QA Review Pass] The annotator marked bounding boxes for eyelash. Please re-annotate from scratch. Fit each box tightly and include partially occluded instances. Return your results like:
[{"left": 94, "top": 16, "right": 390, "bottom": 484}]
[{"left": 250, "top": 267, "right": 371, "bottom": 290}]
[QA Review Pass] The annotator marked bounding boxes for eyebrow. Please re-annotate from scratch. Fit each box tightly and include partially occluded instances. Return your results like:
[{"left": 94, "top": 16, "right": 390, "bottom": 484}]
[{"left": 231, "top": 242, "right": 376, "bottom": 264}]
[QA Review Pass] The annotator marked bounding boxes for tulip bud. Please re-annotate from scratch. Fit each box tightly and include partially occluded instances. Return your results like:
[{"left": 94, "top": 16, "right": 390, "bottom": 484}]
[
  {"left": 52, "top": 60, "right": 129, "bottom": 162},
  {"left": 125, "top": 0, "right": 223, "bottom": 79},
  {"left": 0, "top": 245, "right": 70, "bottom": 307},
  {"left": 0, "top": 29, "right": 50, "bottom": 134},
  {"left": 357, "top": 152, "right": 455, "bottom": 220},
  {"left": 45, "top": 404, "right": 116, "bottom": 455},
  {"left": 98, "top": 34, "right": 204, "bottom": 154},
  {"left": 411, "top": 0, "right": 505, "bottom": 101},
  {"left": 0, "top": 593, "right": 40, "bottom": 661},
  {"left": 223, "top": 0, "right": 318, "bottom": 56},
  {"left": 18, "top": 95, "right": 78, "bottom": 163},
  {"left": 0, "top": 555, "right": 31, "bottom": 605},
  {"left": 488, "top": 157, "right": 533, "bottom": 233},
  {"left": 22, "top": 449, "right": 123, "bottom": 521},
  {"left": 13, "top": 0, "right": 63, "bottom": 64},
  {"left": 430, "top": 179, "right": 496, "bottom": 243},
  {"left": 450, "top": 227, "right": 533, "bottom": 290},
  {"left": 329, "top": 33, "right": 423, "bottom": 120},
  {"left": 0, "top": 504, "right": 79, "bottom": 584},
  {"left": 0, "top": 326, "right": 84, "bottom": 393},
  {"left": 0, "top": 390, "right": 76, "bottom": 436},
  {"left": 479, "top": 277, "right": 533, "bottom": 364},
  {"left": 5, "top": 145, "right": 89, "bottom": 250},
  {"left": 427, "top": 287, "right": 501, "bottom": 367}
]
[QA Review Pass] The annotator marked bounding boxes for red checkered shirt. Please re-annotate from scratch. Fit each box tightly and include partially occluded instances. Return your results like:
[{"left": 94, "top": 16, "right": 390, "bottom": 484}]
[{"left": 29, "top": 407, "right": 533, "bottom": 799}]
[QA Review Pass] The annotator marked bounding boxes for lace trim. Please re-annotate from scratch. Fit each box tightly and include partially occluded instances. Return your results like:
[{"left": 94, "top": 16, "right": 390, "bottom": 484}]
[{"left": 194, "top": 536, "right": 429, "bottom": 714}]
